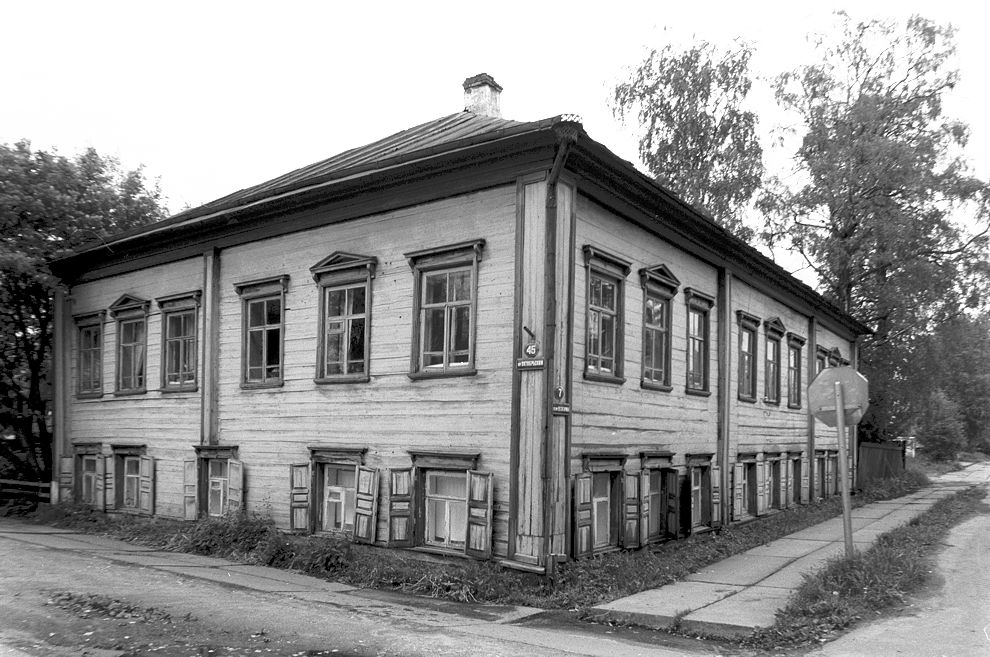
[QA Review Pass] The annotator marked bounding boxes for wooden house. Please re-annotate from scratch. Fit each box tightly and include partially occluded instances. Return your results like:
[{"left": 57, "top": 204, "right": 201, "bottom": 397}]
[{"left": 50, "top": 74, "right": 869, "bottom": 571}]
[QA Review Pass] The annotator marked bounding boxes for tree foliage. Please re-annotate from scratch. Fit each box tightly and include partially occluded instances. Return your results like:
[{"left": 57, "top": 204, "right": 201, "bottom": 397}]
[
  {"left": 759, "top": 13, "right": 990, "bottom": 439},
  {"left": 613, "top": 40, "right": 764, "bottom": 240},
  {"left": 0, "top": 141, "right": 167, "bottom": 480},
  {"left": 916, "top": 389, "right": 966, "bottom": 461}
]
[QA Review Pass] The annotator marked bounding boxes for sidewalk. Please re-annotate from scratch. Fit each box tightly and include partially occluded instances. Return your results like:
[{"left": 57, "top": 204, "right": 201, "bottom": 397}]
[{"left": 589, "top": 463, "right": 990, "bottom": 638}]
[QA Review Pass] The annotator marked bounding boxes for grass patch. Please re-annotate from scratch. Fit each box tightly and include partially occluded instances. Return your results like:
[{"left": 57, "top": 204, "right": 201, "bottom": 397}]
[
  {"left": 742, "top": 485, "right": 988, "bottom": 650},
  {"left": 27, "top": 469, "right": 932, "bottom": 611}
]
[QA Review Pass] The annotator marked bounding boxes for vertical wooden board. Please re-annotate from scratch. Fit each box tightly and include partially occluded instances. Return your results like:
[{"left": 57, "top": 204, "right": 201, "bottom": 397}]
[
  {"left": 95, "top": 455, "right": 106, "bottom": 511},
  {"left": 800, "top": 455, "right": 810, "bottom": 503},
  {"left": 353, "top": 466, "right": 379, "bottom": 544},
  {"left": 549, "top": 414, "right": 568, "bottom": 556},
  {"left": 289, "top": 463, "right": 310, "bottom": 532},
  {"left": 711, "top": 465, "right": 721, "bottom": 526},
  {"left": 227, "top": 459, "right": 244, "bottom": 514},
  {"left": 183, "top": 458, "right": 198, "bottom": 521},
  {"left": 622, "top": 472, "right": 640, "bottom": 549},
  {"left": 732, "top": 463, "right": 744, "bottom": 520},
  {"left": 59, "top": 455, "right": 74, "bottom": 503},
  {"left": 572, "top": 473, "right": 593, "bottom": 558},
  {"left": 665, "top": 469, "right": 679, "bottom": 538},
  {"left": 756, "top": 461, "right": 766, "bottom": 515},
  {"left": 465, "top": 471, "right": 494, "bottom": 558},
  {"left": 104, "top": 455, "right": 116, "bottom": 511},
  {"left": 639, "top": 470, "right": 650, "bottom": 545},
  {"left": 387, "top": 468, "right": 413, "bottom": 547},
  {"left": 139, "top": 456, "right": 154, "bottom": 515}
]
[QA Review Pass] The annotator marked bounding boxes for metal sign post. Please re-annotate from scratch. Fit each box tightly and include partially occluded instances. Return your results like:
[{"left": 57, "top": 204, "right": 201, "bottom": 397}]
[
  {"left": 808, "top": 366, "right": 870, "bottom": 559},
  {"left": 833, "top": 381, "right": 854, "bottom": 558}
]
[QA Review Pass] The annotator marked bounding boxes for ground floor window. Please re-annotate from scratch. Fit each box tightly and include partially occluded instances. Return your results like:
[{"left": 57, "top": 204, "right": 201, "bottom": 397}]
[
  {"left": 386, "top": 458, "right": 493, "bottom": 559},
  {"left": 184, "top": 450, "right": 242, "bottom": 520},
  {"left": 289, "top": 455, "right": 379, "bottom": 543},
  {"left": 689, "top": 463, "right": 714, "bottom": 528},
  {"left": 79, "top": 454, "right": 99, "bottom": 506},
  {"left": 816, "top": 455, "right": 827, "bottom": 498},
  {"left": 321, "top": 464, "right": 357, "bottom": 533},
  {"left": 573, "top": 469, "right": 622, "bottom": 556},
  {"left": 768, "top": 459, "right": 781, "bottom": 510}
]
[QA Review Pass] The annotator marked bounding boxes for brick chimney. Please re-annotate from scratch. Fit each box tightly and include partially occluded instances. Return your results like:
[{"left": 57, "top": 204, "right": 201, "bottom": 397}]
[{"left": 463, "top": 73, "right": 502, "bottom": 118}]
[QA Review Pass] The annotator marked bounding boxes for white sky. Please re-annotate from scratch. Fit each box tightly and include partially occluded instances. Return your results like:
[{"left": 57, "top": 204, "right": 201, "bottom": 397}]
[{"left": 3, "top": 0, "right": 988, "bottom": 219}]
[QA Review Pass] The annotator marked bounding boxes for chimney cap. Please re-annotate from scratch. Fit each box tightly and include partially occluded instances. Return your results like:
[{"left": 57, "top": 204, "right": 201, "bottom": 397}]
[{"left": 463, "top": 73, "right": 503, "bottom": 93}]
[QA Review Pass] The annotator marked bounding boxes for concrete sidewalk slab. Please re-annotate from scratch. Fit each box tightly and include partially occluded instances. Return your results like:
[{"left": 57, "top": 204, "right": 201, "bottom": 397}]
[
  {"left": 157, "top": 564, "right": 326, "bottom": 592},
  {"left": 745, "top": 537, "right": 824, "bottom": 558},
  {"left": 685, "top": 553, "right": 792, "bottom": 585},
  {"left": 591, "top": 581, "right": 744, "bottom": 629},
  {"left": 106, "top": 551, "right": 237, "bottom": 567},
  {"left": 681, "top": 585, "right": 792, "bottom": 637}
]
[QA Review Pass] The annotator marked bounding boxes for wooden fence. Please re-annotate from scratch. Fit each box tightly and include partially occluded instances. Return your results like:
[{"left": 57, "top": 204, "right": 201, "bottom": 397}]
[
  {"left": 857, "top": 442, "right": 905, "bottom": 487},
  {"left": 0, "top": 478, "right": 51, "bottom": 504}
]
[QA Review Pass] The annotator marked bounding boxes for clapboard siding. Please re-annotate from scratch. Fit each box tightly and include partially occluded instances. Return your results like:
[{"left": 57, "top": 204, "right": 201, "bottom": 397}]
[
  {"left": 729, "top": 279, "right": 811, "bottom": 452},
  {"left": 67, "top": 257, "right": 204, "bottom": 519},
  {"left": 570, "top": 195, "right": 720, "bottom": 467},
  {"left": 212, "top": 186, "right": 517, "bottom": 549}
]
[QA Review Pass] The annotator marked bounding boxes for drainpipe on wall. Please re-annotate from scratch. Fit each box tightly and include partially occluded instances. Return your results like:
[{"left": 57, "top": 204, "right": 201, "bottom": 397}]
[
  {"left": 52, "top": 288, "right": 69, "bottom": 500},
  {"left": 717, "top": 269, "right": 733, "bottom": 525},
  {"left": 807, "top": 316, "right": 818, "bottom": 497},
  {"left": 543, "top": 122, "right": 578, "bottom": 572}
]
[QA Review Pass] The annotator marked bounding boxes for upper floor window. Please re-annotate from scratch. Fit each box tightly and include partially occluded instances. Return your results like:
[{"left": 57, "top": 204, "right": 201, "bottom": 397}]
[
  {"left": 763, "top": 317, "right": 786, "bottom": 405},
  {"left": 311, "top": 253, "right": 377, "bottom": 383},
  {"left": 639, "top": 265, "right": 679, "bottom": 391},
  {"left": 786, "top": 333, "right": 806, "bottom": 408},
  {"left": 816, "top": 346, "right": 829, "bottom": 374},
  {"left": 75, "top": 311, "right": 105, "bottom": 398},
  {"left": 406, "top": 240, "right": 484, "bottom": 378},
  {"left": 235, "top": 275, "right": 289, "bottom": 388},
  {"left": 156, "top": 291, "right": 201, "bottom": 392},
  {"left": 583, "top": 246, "right": 631, "bottom": 384},
  {"left": 685, "top": 288, "right": 715, "bottom": 395},
  {"left": 109, "top": 295, "right": 150, "bottom": 395},
  {"left": 736, "top": 311, "right": 760, "bottom": 402}
]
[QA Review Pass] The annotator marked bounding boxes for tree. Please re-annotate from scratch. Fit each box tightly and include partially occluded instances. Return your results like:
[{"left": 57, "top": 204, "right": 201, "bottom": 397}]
[
  {"left": 916, "top": 389, "right": 966, "bottom": 461},
  {"left": 759, "top": 13, "right": 990, "bottom": 439},
  {"left": 0, "top": 141, "right": 167, "bottom": 481},
  {"left": 612, "top": 40, "right": 764, "bottom": 240}
]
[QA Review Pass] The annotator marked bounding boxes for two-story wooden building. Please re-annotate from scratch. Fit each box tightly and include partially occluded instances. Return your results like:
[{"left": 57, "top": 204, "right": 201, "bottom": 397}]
[{"left": 49, "top": 74, "right": 869, "bottom": 571}]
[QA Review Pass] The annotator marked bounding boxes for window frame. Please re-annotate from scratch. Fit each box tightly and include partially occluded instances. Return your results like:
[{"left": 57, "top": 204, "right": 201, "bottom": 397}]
[
  {"left": 109, "top": 295, "right": 150, "bottom": 396},
  {"left": 583, "top": 246, "right": 631, "bottom": 384},
  {"left": 311, "top": 253, "right": 377, "bottom": 384},
  {"left": 405, "top": 240, "right": 484, "bottom": 379},
  {"left": 74, "top": 311, "right": 105, "bottom": 399},
  {"left": 234, "top": 275, "right": 289, "bottom": 389},
  {"left": 686, "top": 453, "right": 714, "bottom": 529},
  {"left": 786, "top": 333, "right": 806, "bottom": 409},
  {"left": 736, "top": 311, "right": 760, "bottom": 403},
  {"left": 308, "top": 445, "right": 368, "bottom": 536},
  {"left": 684, "top": 288, "right": 715, "bottom": 395},
  {"left": 639, "top": 265, "right": 679, "bottom": 391},
  {"left": 763, "top": 317, "right": 785, "bottom": 405},
  {"left": 156, "top": 291, "right": 201, "bottom": 393}
]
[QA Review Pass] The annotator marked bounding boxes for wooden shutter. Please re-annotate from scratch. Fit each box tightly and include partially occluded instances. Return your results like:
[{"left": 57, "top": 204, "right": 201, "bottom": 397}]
[
  {"left": 622, "top": 472, "right": 640, "bottom": 549},
  {"left": 678, "top": 473, "right": 691, "bottom": 536},
  {"left": 710, "top": 465, "right": 721, "bottom": 526},
  {"left": 800, "top": 454, "right": 810, "bottom": 503},
  {"left": 353, "top": 466, "right": 380, "bottom": 545},
  {"left": 289, "top": 464, "right": 310, "bottom": 532},
  {"left": 58, "top": 455, "right": 74, "bottom": 503},
  {"left": 639, "top": 470, "right": 650, "bottom": 545},
  {"left": 572, "top": 473, "right": 593, "bottom": 558},
  {"left": 701, "top": 467, "right": 712, "bottom": 525},
  {"left": 732, "top": 463, "right": 744, "bottom": 520},
  {"left": 826, "top": 458, "right": 835, "bottom": 496},
  {"left": 226, "top": 459, "right": 244, "bottom": 515},
  {"left": 104, "top": 455, "right": 116, "bottom": 511},
  {"left": 778, "top": 461, "right": 787, "bottom": 509},
  {"left": 464, "top": 470, "right": 493, "bottom": 558},
  {"left": 183, "top": 458, "right": 198, "bottom": 521},
  {"left": 756, "top": 461, "right": 766, "bottom": 515},
  {"left": 94, "top": 455, "right": 106, "bottom": 511},
  {"left": 664, "top": 469, "right": 679, "bottom": 538},
  {"left": 138, "top": 456, "right": 154, "bottom": 515},
  {"left": 387, "top": 468, "right": 414, "bottom": 547}
]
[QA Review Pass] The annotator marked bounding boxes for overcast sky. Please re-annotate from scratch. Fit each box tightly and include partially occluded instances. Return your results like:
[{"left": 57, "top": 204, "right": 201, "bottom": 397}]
[{"left": 4, "top": 1, "right": 988, "bottom": 218}]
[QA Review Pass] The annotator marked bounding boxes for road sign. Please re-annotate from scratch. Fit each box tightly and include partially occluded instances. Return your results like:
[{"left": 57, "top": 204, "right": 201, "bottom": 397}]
[{"left": 808, "top": 366, "right": 869, "bottom": 427}]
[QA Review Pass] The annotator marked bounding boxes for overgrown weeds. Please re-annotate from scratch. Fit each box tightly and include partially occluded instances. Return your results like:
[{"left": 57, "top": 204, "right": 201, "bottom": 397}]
[
  {"left": 28, "top": 469, "right": 935, "bottom": 611},
  {"left": 743, "top": 486, "right": 987, "bottom": 650}
]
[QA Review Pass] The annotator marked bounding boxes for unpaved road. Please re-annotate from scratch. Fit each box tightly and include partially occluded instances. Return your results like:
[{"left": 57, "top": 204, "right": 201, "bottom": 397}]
[
  {"left": 807, "top": 496, "right": 990, "bottom": 657},
  {"left": 0, "top": 522, "right": 718, "bottom": 657}
]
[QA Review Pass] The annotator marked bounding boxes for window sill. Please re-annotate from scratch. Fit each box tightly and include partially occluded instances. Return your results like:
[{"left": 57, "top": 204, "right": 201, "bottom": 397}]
[
  {"left": 763, "top": 398, "right": 781, "bottom": 406},
  {"left": 76, "top": 392, "right": 103, "bottom": 400},
  {"left": 240, "top": 381, "right": 284, "bottom": 390},
  {"left": 738, "top": 394, "right": 757, "bottom": 404},
  {"left": 315, "top": 374, "right": 370, "bottom": 385},
  {"left": 410, "top": 545, "right": 472, "bottom": 560},
  {"left": 408, "top": 368, "right": 477, "bottom": 381},
  {"left": 640, "top": 380, "right": 672, "bottom": 392},
  {"left": 160, "top": 385, "right": 198, "bottom": 394},
  {"left": 787, "top": 403, "right": 802, "bottom": 410},
  {"left": 584, "top": 371, "right": 626, "bottom": 385},
  {"left": 685, "top": 388, "right": 712, "bottom": 397},
  {"left": 113, "top": 389, "right": 147, "bottom": 397}
]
